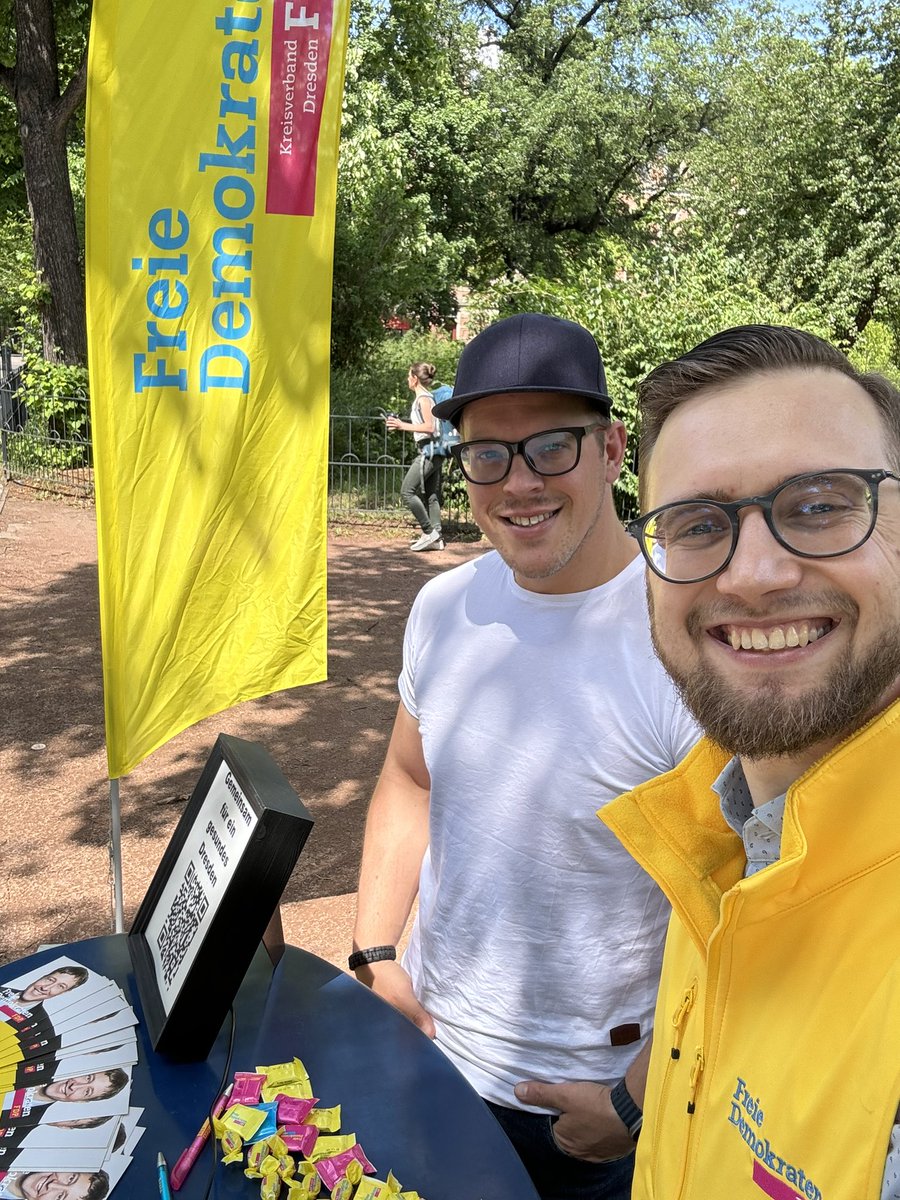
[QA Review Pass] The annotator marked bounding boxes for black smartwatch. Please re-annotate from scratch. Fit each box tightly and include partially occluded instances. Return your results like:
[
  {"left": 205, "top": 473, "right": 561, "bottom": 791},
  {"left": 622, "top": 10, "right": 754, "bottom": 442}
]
[{"left": 609, "top": 1078, "right": 643, "bottom": 1142}]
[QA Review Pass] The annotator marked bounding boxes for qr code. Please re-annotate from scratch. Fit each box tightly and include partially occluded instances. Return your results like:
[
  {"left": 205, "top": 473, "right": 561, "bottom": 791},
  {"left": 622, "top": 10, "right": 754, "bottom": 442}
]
[{"left": 156, "top": 861, "right": 209, "bottom": 987}]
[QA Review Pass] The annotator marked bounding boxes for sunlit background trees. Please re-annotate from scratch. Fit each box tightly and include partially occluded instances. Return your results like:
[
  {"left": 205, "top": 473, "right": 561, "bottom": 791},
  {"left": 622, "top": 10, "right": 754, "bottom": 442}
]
[{"left": 3, "top": 0, "right": 899, "bottom": 461}]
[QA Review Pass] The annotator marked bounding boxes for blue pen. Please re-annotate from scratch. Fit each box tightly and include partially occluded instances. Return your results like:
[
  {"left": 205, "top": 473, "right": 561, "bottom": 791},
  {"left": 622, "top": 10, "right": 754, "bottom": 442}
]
[{"left": 158, "top": 1151, "right": 173, "bottom": 1200}]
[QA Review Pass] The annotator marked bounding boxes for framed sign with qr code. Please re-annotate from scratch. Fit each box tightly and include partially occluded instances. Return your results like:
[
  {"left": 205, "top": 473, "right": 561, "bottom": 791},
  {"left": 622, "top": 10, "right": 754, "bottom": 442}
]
[{"left": 128, "top": 733, "right": 314, "bottom": 1060}]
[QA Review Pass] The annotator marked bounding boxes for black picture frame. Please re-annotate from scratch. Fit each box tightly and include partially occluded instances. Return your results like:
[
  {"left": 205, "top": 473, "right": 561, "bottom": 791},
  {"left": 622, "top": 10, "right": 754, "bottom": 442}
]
[{"left": 128, "top": 733, "right": 314, "bottom": 1061}]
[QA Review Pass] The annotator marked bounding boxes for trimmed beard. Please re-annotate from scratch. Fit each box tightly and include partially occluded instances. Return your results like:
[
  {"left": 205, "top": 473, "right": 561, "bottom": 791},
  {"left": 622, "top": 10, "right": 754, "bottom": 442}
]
[{"left": 649, "top": 592, "right": 900, "bottom": 759}]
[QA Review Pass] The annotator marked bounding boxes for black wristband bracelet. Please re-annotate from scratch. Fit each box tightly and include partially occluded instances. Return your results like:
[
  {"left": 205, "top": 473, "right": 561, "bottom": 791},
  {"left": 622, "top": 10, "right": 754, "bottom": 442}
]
[
  {"left": 348, "top": 945, "right": 397, "bottom": 971},
  {"left": 609, "top": 1078, "right": 643, "bottom": 1141}
]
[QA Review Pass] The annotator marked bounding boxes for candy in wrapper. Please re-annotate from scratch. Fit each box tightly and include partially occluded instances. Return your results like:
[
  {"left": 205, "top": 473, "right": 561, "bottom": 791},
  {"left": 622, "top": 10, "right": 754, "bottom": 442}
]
[
  {"left": 266, "top": 1135, "right": 296, "bottom": 1182},
  {"left": 305, "top": 1106, "right": 341, "bottom": 1132},
  {"left": 220, "top": 1128, "right": 244, "bottom": 1165},
  {"left": 246, "top": 1139, "right": 270, "bottom": 1178},
  {"left": 285, "top": 1176, "right": 321, "bottom": 1199},
  {"left": 280, "top": 1124, "right": 319, "bottom": 1157},
  {"left": 267, "top": 1081, "right": 314, "bottom": 1102},
  {"left": 276, "top": 1094, "right": 318, "bottom": 1125},
  {"left": 306, "top": 1135, "right": 357, "bottom": 1162},
  {"left": 258, "top": 1059, "right": 313, "bottom": 1103},
  {"left": 399, "top": 1193, "right": 424, "bottom": 1199},
  {"left": 261, "top": 1157, "right": 282, "bottom": 1200},
  {"left": 232, "top": 1071, "right": 266, "bottom": 1105},
  {"left": 268, "top": 1133, "right": 290, "bottom": 1161},
  {"left": 354, "top": 1181, "right": 388, "bottom": 1200},
  {"left": 248, "top": 1101, "right": 281, "bottom": 1144},
  {"left": 354, "top": 1172, "right": 402, "bottom": 1200},
  {"left": 217, "top": 1103, "right": 269, "bottom": 1141},
  {"left": 315, "top": 1144, "right": 376, "bottom": 1188},
  {"left": 331, "top": 1180, "right": 354, "bottom": 1200}
]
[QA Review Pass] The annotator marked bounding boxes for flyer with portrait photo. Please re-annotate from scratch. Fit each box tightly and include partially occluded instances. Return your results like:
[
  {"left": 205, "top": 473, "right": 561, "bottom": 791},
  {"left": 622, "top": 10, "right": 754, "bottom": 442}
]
[{"left": 0, "top": 959, "right": 142, "bottom": 1194}]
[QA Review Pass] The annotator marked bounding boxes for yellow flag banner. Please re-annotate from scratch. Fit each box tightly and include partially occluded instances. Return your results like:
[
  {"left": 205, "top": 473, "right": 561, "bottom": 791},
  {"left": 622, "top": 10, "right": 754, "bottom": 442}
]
[{"left": 86, "top": 0, "right": 348, "bottom": 778}]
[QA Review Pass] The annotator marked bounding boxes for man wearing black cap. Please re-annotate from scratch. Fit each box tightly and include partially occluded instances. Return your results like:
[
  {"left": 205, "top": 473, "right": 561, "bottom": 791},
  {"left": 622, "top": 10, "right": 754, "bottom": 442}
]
[{"left": 351, "top": 313, "right": 696, "bottom": 1199}]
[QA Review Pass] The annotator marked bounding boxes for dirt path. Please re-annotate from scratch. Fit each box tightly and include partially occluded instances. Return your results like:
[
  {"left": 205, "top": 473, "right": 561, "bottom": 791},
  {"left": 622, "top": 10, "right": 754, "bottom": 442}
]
[{"left": 0, "top": 485, "right": 486, "bottom": 968}]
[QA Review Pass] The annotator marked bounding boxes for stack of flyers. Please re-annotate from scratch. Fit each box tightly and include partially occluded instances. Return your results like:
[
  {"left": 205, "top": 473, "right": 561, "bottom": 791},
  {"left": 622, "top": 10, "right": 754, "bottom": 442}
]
[{"left": 0, "top": 958, "right": 145, "bottom": 1198}]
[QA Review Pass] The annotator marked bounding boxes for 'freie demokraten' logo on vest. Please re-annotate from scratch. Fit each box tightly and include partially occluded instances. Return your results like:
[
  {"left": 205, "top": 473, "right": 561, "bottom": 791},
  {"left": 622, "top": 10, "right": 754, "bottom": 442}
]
[{"left": 728, "top": 1077, "right": 823, "bottom": 1200}]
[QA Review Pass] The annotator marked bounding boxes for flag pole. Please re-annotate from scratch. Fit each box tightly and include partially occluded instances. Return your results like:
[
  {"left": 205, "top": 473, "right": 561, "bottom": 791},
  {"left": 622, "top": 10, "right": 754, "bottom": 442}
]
[{"left": 109, "top": 778, "right": 124, "bottom": 933}]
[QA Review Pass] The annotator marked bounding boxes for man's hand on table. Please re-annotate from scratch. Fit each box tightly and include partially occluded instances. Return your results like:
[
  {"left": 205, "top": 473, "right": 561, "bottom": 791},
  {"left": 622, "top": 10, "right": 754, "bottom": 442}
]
[
  {"left": 353, "top": 959, "right": 436, "bottom": 1039},
  {"left": 514, "top": 1079, "right": 636, "bottom": 1162}
]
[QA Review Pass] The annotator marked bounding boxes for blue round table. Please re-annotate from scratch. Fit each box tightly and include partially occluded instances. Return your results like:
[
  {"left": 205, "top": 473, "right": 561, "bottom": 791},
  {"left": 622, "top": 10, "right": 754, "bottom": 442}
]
[{"left": 4, "top": 937, "right": 539, "bottom": 1199}]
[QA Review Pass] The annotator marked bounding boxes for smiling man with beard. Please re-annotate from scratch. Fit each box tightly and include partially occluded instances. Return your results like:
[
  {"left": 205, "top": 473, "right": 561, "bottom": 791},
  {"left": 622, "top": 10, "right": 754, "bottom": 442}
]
[{"left": 603, "top": 325, "right": 900, "bottom": 1200}]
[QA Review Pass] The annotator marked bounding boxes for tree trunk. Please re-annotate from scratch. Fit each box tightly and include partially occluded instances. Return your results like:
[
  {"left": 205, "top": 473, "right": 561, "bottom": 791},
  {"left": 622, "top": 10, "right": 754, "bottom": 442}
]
[
  {"left": 19, "top": 105, "right": 87, "bottom": 364},
  {"left": 7, "top": 0, "right": 88, "bottom": 365}
]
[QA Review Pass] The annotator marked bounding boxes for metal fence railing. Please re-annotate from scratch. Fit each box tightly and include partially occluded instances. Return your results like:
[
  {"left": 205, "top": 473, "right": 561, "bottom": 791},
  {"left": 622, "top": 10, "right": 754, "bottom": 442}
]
[
  {"left": 0, "top": 379, "right": 476, "bottom": 529},
  {"left": 327, "top": 413, "right": 474, "bottom": 529}
]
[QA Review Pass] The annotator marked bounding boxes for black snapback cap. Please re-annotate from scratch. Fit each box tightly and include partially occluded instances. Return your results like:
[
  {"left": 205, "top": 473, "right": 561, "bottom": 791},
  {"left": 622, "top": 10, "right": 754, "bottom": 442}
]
[{"left": 432, "top": 312, "right": 612, "bottom": 428}]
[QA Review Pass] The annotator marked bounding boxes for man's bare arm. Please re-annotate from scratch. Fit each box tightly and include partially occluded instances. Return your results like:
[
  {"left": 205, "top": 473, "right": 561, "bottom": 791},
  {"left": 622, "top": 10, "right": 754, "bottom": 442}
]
[{"left": 352, "top": 702, "right": 434, "bottom": 1035}]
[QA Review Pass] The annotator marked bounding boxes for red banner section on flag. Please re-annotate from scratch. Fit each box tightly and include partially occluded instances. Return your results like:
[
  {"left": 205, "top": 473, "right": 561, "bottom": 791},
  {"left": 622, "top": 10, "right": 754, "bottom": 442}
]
[{"left": 267, "top": 0, "right": 335, "bottom": 216}]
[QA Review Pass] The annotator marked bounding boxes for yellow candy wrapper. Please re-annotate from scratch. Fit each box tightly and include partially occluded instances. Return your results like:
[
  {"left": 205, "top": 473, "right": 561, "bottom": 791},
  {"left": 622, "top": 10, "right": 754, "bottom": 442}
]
[
  {"left": 285, "top": 1177, "right": 321, "bottom": 1198},
  {"left": 220, "top": 1128, "right": 244, "bottom": 1166},
  {"left": 305, "top": 1106, "right": 341, "bottom": 1132},
  {"left": 245, "top": 1139, "right": 270, "bottom": 1178},
  {"left": 306, "top": 1135, "right": 357, "bottom": 1162},
  {"left": 355, "top": 1172, "right": 402, "bottom": 1200},
  {"left": 263, "top": 1132, "right": 295, "bottom": 1178},
  {"left": 330, "top": 1180, "right": 353, "bottom": 1200},
  {"left": 261, "top": 1167, "right": 282, "bottom": 1200},
  {"left": 354, "top": 1181, "right": 388, "bottom": 1200},
  {"left": 267, "top": 1084, "right": 316, "bottom": 1099},
  {"left": 258, "top": 1058, "right": 313, "bottom": 1103},
  {"left": 218, "top": 1103, "right": 269, "bottom": 1141},
  {"left": 306, "top": 1176, "right": 323, "bottom": 1197},
  {"left": 346, "top": 1160, "right": 363, "bottom": 1185}
]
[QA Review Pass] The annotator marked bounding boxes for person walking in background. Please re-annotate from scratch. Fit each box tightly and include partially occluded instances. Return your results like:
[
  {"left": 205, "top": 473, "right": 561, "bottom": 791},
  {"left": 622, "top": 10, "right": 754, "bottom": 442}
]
[{"left": 386, "top": 362, "right": 444, "bottom": 551}]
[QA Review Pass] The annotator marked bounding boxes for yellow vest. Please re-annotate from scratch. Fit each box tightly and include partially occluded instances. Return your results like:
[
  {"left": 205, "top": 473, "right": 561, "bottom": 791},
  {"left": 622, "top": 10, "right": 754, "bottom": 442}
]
[{"left": 601, "top": 701, "right": 900, "bottom": 1200}]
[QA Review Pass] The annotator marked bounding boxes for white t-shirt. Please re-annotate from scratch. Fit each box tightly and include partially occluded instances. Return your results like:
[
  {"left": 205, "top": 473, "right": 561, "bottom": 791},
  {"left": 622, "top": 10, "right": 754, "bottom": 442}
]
[
  {"left": 400, "top": 550, "right": 697, "bottom": 1109},
  {"left": 409, "top": 391, "right": 433, "bottom": 446}
]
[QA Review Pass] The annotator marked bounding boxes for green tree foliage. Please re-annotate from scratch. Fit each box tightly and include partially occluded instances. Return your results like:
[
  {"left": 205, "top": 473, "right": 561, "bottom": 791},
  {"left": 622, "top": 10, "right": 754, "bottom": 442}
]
[
  {"left": 332, "top": 0, "right": 724, "bottom": 362},
  {"left": 686, "top": 0, "right": 900, "bottom": 350},
  {"left": 490, "top": 231, "right": 835, "bottom": 507},
  {"left": 3, "top": 0, "right": 900, "bottom": 408},
  {"left": 464, "top": 0, "right": 718, "bottom": 274},
  {"left": 331, "top": 329, "right": 462, "bottom": 414}
]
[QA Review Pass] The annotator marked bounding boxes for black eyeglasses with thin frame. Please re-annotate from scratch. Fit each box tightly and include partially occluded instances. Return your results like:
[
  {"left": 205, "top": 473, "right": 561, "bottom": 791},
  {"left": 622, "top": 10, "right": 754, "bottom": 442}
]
[
  {"left": 450, "top": 422, "right": 607, "bottom": 485},
  {"left": 627, "top": 467, "right": 900, "bottom": 585}
]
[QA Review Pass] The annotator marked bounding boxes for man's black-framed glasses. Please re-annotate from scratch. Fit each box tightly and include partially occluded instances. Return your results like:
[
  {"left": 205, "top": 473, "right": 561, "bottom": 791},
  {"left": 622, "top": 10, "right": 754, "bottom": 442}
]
[
  {"left": 627, "top": 467, "right": 900, "bottom": 585},
  {"left": 450, "top": 422, "right": 607, "bottom": 485}
]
